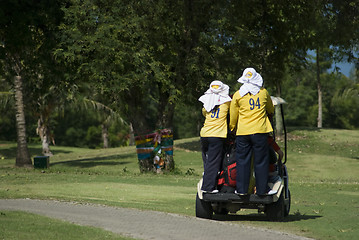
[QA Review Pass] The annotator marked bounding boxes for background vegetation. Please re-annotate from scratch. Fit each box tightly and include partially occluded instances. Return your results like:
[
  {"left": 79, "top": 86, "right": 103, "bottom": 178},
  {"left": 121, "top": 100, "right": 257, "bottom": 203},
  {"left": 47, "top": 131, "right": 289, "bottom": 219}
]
[{"left": 1, "top": 1, "right": 358, "bottom": 162}]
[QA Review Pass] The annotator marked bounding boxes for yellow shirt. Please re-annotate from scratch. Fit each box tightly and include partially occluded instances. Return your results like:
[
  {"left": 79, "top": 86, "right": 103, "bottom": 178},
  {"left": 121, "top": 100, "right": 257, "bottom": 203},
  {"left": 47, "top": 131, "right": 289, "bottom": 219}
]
[
  {"left": 200, "top": 101, "right": 230, "bottom": 138},
  {"left": 229, "top": 88, "right": 274, "bottom": 135}
]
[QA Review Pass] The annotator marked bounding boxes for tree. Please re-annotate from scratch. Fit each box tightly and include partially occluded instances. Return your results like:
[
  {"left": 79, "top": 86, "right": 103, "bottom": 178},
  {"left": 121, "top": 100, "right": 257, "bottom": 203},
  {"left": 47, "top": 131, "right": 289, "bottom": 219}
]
[
  {"left": 3, "top": 0, "right": 358, "bottom": 155},
  {"left": 56, "top": 0, "right": 229, "bottom": 136},
  {"left": 331, "top": 86, "right": 359, "bottom": 129},
  {"left": 1, "top": 2, "right": 36, "bottom": 167},
  {"left": 306, "top": 0, "right": 359, "bottom": 128},
  {"left": 330, "top": 0, "right": 359, "bottom": 66},
  {"left": 308, "top": 2, "right": 335, "bottom": 128},
  {"left": 13, "top": 74, "right": 32, "bottom": 167},
  {"left": 141, "top": 0, "right": 228, "bottom": 128},
  {"left": 0, "top": 0, "right": 64, "bottom": 165},
  {"left": 220, "top": 0, "right": 319, "bottom": 135},
  {"left": 281, "top": 66, "right": 317, "bottom": 127},
  {"left": 0, "top": 83, "right": 17, "bottom": 141},
  {"left": 56, "top": 0, "right": 151, "bottom": 133},
  {"left": 80, "top": 96, "right": 128, "bottom": 148},
  {"left": 30, "top": 58, "right": 69, "bottom": 155}
]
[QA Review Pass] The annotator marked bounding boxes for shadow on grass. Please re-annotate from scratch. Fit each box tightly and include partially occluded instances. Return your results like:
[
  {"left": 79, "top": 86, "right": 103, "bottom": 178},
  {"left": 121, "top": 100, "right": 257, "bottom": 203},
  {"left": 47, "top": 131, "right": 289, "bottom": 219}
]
[
  {"left": 50, "top": 154, "right": 134, "bottom": 168},
  {"left": 0, "top": 146, "right": 72, "bottom": 159},
  {"left": 213, "top": 213, "right": 322, "bottom": 222},
  {"left": 176, "top": 140, "right": 201, "bottom": 152}
]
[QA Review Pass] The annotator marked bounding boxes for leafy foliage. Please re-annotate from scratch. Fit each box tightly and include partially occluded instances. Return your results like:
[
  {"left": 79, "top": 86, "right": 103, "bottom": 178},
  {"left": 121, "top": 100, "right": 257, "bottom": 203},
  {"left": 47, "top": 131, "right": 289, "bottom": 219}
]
[
  {"left": 331, "top": 86, "right": 359, "bottom": 129},
  {"left": 0, "top": 0, "right": 358, "bottom": 153}
]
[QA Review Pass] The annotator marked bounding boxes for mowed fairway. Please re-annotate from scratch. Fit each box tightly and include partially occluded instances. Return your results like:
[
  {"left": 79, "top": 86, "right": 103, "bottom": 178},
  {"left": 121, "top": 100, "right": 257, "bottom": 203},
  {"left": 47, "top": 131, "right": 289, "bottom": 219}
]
[{"left": 0, "top": 128, "right": 358, "bottom": 240}]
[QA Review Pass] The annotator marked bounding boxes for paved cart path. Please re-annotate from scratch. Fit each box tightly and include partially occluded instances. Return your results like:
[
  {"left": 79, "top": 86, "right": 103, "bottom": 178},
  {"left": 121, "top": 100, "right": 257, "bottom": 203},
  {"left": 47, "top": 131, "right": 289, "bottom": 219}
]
[{"left": 0, "top": 199, "right": 313, "bottom": 240}]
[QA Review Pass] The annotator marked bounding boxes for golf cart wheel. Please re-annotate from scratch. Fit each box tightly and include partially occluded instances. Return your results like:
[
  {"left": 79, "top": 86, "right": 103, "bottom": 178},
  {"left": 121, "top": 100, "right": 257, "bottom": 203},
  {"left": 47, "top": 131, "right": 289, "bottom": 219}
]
[
  {"left": 266, "top": 192, "right": 285, "bottom": 221},
  {"left": 284, "top": 189, "right": 291, "bottom": 217},
  {"left": 196, "top": 193, "right": 213, "bottom": 219}
]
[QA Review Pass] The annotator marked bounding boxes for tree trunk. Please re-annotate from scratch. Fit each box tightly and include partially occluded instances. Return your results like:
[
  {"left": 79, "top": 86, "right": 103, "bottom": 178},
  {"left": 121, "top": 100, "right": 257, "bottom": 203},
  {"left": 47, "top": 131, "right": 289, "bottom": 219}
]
[
  {"left": 101, "top": 124, "right": 109, "bottom": 148},
  {"left": 316, "top": 48, "right": 323, "bottom": 128},
  {"left": 156, "top": 89, "right": 174, "bottom": 129},
  {"left": 37, "top": 117, "right": 53, "bottom": 156},
  {"left": 275, "top": 105, "right": 283, "bottom": 137},
  {"left": 126, "top": 88, "right": 150, "bottom": 135},
  {"left": 128, "top": 122, "right": 135, "bottom": 146},
  {"left": 14, "top": 75, "right": 32, "bottom": 167},
  {"left": 274, "top": 82, "right": 283, "bottom": 138}
]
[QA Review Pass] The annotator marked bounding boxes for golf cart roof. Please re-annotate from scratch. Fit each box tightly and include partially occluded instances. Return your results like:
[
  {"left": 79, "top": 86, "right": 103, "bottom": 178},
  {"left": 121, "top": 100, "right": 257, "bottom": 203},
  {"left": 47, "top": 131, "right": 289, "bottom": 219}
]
[{"left": 271, "top": 96, "right": 286, "bottom": 106}]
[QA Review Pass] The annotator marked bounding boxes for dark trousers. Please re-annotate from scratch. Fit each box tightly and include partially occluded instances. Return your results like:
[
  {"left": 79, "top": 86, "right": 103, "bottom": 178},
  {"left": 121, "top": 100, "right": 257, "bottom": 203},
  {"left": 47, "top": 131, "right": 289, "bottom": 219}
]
[
  {"left": 201, "top": 137, "right": 224, "bottom": 191},
  {"left": 235, "top": 134, "right": 269, "bottom": 195}
]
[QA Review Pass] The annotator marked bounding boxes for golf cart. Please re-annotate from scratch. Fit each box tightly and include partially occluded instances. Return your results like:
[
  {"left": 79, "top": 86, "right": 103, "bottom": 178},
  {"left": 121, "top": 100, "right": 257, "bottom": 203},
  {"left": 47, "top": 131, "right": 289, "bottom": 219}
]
[{"left": 195, "top": 97, "right": 290, "bottom": 221}]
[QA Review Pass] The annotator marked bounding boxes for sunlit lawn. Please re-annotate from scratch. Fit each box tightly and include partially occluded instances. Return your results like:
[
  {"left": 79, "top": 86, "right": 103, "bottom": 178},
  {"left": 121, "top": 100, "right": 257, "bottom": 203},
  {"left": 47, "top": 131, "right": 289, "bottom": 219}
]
[{"left": 0, "top": 128, "right": 358, "bottom": 240}]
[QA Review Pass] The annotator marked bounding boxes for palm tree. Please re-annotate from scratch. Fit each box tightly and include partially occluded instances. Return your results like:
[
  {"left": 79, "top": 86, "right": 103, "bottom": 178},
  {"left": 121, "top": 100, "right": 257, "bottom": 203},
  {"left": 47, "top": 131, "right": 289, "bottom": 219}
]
[
  {"left": 12, "top": 57, "right": 32, "bottom": 167},
  {"left": 80, "top": 97, "right": 128, "bottom": 148}
]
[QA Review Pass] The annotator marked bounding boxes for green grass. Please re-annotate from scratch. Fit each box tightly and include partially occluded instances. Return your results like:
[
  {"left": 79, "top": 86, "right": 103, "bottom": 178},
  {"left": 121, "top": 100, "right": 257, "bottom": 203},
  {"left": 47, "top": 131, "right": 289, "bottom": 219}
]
[
  {"left": 286, "top": 128, "right": 358, "bottom": 182},
  {"left": 0, "top": 211, "right": 134, "bottom": 240},
  {"left": 0, "top": 128, "right": 358, "bottom": 240}
]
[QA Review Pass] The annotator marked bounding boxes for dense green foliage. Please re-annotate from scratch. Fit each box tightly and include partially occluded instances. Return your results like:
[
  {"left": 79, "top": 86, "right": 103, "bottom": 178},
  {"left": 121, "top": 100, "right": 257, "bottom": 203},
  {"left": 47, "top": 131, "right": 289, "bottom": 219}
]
[
  {"left": 281, "top": 64, "right": 359, "bottom": 128},
  {"left": 0, "top": 0, "right": 358, "bottom": 150}
]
